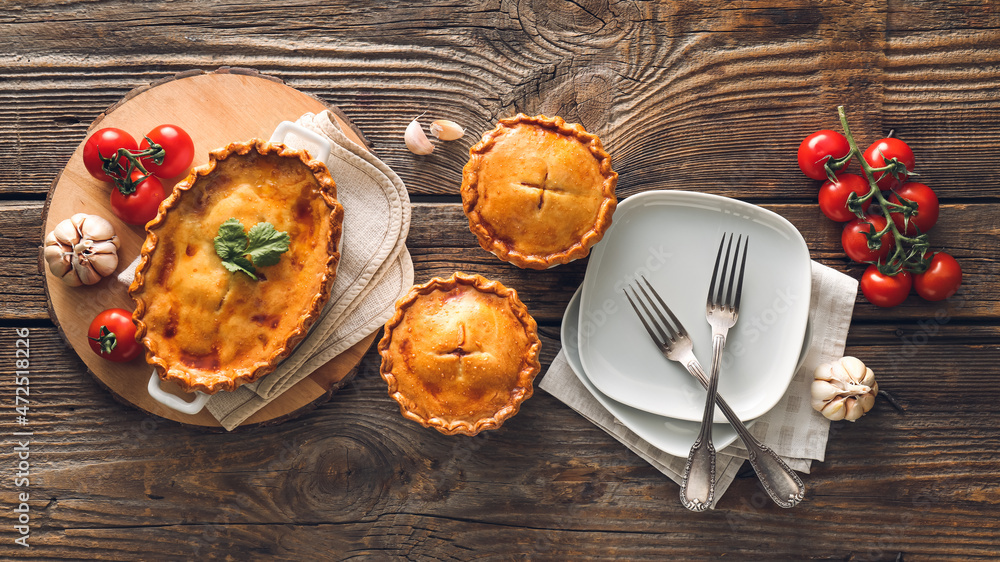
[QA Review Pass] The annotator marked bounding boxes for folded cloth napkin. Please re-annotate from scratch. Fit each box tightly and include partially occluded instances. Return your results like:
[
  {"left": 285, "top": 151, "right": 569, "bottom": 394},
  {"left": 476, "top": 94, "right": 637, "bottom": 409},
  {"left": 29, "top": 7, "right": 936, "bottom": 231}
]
[
  {"left": 119, "top": 110, "right": 414, "bottom": 430},
  {"left": 539, "top": 261, "right": 858, "bottom": 507}
]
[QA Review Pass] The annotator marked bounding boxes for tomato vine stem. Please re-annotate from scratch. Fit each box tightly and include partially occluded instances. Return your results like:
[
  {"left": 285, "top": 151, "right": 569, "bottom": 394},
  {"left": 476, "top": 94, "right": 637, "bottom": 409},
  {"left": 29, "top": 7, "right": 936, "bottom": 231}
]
[
  {"left": 836, "top": 106, "right": 931, "bottom": 275},
  {"left": 98, "top": 138, "right": 165, "bottom": 196}
]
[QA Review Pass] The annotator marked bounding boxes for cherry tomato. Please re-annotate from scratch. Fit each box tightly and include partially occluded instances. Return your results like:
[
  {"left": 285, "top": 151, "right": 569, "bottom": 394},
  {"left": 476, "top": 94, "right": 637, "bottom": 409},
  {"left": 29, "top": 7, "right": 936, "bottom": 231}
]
[
  {"left": 863, "top": 138, "right": 915, "bottom": 189},
  {"left": 914, "top": 252, "right": 962, "bottom": 301},
  {"left": 860, "top": 266, "right": 912, "bottom": 308},
  {"left": 88, "top": 308, "right": 141, "bottom": 362},
  {"left": 140, "top": 124, "right": 195, "bottom": 179},
  {"left": 888, "top": 182, "right": 939, "bottom": 235},
  {"left": 110, "top": 170, "right": 166, "bottom": 226},
  {"left": 797, "top": 130, "right": 852, "bottom": 180},
  {"left": 842, "top": 214, "right": 895, "bottom": 263},
  {"left": 83, "top": 128, "right": 138, "bottom": 182},
  {"left": 818, "top": 173, "right": 872, "bottom": 222}
]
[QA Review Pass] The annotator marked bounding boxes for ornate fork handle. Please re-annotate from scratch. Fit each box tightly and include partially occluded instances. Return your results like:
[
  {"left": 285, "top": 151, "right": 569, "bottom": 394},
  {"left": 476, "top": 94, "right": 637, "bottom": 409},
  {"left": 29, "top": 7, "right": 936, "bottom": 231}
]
[
  {"left": 683, "top": 359, "right": 805, "bottom": 509},
  {"left": 679, "top": 354, "right": 717, "bottom": 511}
]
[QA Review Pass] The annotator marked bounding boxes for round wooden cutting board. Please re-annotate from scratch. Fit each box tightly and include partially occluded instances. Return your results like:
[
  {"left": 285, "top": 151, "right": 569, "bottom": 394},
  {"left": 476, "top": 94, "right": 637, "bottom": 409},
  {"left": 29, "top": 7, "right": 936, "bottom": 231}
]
[{"left": 41, "top": 68, "right": 379, "bottom": 429}]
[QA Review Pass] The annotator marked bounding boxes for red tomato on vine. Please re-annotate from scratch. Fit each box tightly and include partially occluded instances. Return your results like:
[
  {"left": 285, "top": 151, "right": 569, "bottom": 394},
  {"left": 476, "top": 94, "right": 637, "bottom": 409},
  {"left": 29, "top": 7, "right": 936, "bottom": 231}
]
[
  {"left": 888, "top": 182, "right": 939, "bottom": 235},
  {"left": 842, "top": 214, "right": 895, "bottom": 264},
  {"left": 818, "top": 173, "right": 871, "bottom": 222},
  {"left": 914, "top": 252, "right": 962, "bottom": 301},
  {"left": 140, "top": 124, "right": 195, "bottom": 178},
  {"left": 798, "top": 130, "right": 851, "bottom": 180},
  {"left": 863, "top": 138, "right": 915, "bottom": 189},
  {"left": 860, "top": 266, "right": 912, "bottom": 308},
  {"left": 110, "top": 170, "right": 165, "bottom": 226},
  {"left": 83, "top": 128, "right": 137, "bottom": 182}
]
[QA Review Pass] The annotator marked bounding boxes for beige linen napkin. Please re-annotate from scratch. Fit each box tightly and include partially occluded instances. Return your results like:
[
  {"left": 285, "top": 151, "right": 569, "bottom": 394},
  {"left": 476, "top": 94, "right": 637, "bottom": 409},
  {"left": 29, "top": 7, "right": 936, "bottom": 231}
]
[
  {"left": 539, "top": 261, "right": 858, "bottom": 507},
  {"left": 119, "top": 110, "right": 413, "bottom": 430}
]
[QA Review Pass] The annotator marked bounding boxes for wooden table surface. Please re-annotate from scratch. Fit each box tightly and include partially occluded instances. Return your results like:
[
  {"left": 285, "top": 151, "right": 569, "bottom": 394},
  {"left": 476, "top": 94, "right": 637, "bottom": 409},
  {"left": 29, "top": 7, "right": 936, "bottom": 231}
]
[{"left": 3, "top": 1, "right": 999, "bottom": 560}]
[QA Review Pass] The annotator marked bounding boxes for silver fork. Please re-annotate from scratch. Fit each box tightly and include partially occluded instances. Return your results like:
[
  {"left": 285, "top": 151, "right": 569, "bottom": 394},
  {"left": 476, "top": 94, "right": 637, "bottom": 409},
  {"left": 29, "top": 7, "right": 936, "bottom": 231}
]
[
  {"left": 683, "top": 234, "right": 748, "bottom": 506},
  {"left": 624, "top": 275, "right": 806, "bottom": 509},
  {"left": 677, "top": 233, "right": 749, "bottom": 510}
]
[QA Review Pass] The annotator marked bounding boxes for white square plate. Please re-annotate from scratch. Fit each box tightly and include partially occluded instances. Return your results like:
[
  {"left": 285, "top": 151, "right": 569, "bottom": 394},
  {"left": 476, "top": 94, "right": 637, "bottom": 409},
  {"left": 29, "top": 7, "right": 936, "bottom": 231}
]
[{"left": 578, "top": 190, "right": 811, "bottom": 422}]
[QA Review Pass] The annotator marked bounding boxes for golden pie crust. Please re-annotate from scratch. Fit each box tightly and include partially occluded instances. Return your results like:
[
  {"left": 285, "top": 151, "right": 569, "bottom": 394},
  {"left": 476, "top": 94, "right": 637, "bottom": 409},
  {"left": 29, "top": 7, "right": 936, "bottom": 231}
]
[
  {"left": 461, "top": 114, "right": 618, "bottom": 269},
  {"left": 378, "top": 272, "right": 542, "bottom": 436},
  {"left": 129, "top": 140, "right": 343, "bottom": 395}
]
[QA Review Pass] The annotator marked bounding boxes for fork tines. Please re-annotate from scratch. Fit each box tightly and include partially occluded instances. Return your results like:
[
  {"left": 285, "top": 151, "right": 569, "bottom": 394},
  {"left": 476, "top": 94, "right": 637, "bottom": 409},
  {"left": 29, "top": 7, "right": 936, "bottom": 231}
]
[
  {"left": 624, "top": 275, "right": 686, "bottom": 350},
  {"left": 708, "top": 233, "right": 749, "bottom": 312}
]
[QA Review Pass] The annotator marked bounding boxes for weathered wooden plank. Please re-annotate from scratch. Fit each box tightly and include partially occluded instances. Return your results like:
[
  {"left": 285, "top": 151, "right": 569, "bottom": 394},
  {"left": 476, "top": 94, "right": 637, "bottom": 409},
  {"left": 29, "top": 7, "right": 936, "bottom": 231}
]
[
  {"left": 888, "top": 0, "right": 1000, "bottom": 32},
  {"left": 0, "top": 326, "right": 998, "bottom": 559},
  {"left": 3, "top": 63, "right": 996, "bottom": 201},
  {"left": 0, "top": 202, "right": 47, "bottom": 320},
  {"left": 9, "top": 200, "right": 998, "bottom": 322},
  {"left": 1, "top": 0, "right": 991, "bottom": 202}
]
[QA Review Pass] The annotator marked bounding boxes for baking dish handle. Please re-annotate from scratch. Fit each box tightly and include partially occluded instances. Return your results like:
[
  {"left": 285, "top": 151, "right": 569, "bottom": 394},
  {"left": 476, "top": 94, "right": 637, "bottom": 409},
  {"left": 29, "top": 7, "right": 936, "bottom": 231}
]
[
  {"left": 147, "top": 371, "right": 210, "bottom": 415},
  {"left": 269, "top": 121, "right": 332, "bottom": 163}
]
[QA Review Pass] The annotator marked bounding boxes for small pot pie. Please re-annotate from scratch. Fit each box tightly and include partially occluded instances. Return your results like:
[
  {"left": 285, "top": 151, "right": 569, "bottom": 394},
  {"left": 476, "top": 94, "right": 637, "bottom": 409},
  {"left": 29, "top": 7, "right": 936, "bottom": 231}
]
[
  {"left": 461, "top": 114, "right": 618, "bottom": 270},
  {"left": 378, "top": 272, "right": 541, "bottom": 436},
  {"left": 130, "top": 140, "right": 343, "bottom": 395}
]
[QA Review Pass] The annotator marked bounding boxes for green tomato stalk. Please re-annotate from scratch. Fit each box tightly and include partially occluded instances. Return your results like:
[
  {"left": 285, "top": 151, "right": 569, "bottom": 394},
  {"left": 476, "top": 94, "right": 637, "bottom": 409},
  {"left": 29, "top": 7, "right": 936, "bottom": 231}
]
[
  {"left": 97, "top": 137, "right": 166, "bottom": 195},
  {"left": 829, "top": 106, "right": 932, "bottom": 276}
]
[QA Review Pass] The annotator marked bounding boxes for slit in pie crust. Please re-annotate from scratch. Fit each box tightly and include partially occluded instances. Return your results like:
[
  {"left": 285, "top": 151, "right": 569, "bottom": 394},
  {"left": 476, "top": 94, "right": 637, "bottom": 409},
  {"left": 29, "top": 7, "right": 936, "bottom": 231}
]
[
  {"left": 378, "top": 272, "right": 542, "bottom": 436},
  {"left": 461, "top": 114, "right": 618, "bottom": 269},
  {"left": 129, "top": 140, "right": 343, "bottom": 395}
]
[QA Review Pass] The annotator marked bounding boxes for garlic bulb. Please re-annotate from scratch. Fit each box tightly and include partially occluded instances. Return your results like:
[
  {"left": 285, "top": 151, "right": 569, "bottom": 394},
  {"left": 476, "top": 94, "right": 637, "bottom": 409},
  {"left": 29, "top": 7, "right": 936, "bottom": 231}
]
[
  {"left": 812, "top": 356, "right": 878, "bottom": 422},
  {"left": 44, "top": 214, "right": 120, "bottom": 287},
  {"left": 430, "top": 119, "right": 465, "bottom": 141},
  {"left": 404, "top": 118, "right": 434, "bottom": 155}
]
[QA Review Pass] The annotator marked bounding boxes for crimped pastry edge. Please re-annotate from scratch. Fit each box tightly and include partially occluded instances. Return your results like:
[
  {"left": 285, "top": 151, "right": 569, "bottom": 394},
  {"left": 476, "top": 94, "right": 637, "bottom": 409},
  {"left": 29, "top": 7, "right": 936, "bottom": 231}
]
[
  {"left": 377, "top": 271, "right": 542, "bottom": 436},
  {"left": 129, "top": 139, "right": 344, "bottom": 396},
  {"left": 460, "top": 113, "right": 618, "bottom": 270}
]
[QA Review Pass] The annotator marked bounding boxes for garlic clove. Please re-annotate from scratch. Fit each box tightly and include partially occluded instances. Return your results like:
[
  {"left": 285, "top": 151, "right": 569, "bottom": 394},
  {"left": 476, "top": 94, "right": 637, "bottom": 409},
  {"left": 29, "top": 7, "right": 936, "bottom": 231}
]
[
  {"left": 85, "top": 248, "right": 119, "bottom": 277},
  {"left": 844, "top": 399, "right": 865, "bottom": 422},
  {"left": 61, "top": 269, "right": 84, "bottom": 287},
  {"left": 829, "top": 361, "right": 850, "bottom": 384},
  {"left": 79, "top": 214, "right": 117, "bottom": 242},
  {"left": 811, "top": 379, "right": 842, "bottom": 402},
  {"left": 820, "top": 397, "right": 847, "bottom": 421},
  {"left": 44, "top": 244, "right": 73, "bottom": 277},
  {"left": 856, "top": 391, "right": 876, "bottom": 414},
  {"left": 859, "top": 366, "right": 876, "bottom": 387},
  {"left": 430, "top": 120, "right": 465, "bottom": 141},
  {"left": 53, "top": 218, "right": 82, "bottom": 246},
  {"left": 404, "top": 118, "right": 435, "bottom": 155},
  {"left": 73, "top": 258, "right": 102, "bottom": 286},
  {"left": 840, "top": 356, "right": 870, "bottom": 384}
]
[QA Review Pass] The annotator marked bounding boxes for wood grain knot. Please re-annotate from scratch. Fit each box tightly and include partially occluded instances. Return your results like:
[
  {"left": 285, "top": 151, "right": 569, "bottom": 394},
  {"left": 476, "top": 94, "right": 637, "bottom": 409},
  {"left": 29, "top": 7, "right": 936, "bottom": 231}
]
[{"left": 509, "top": 0, "right": 644, "bottom": 48}]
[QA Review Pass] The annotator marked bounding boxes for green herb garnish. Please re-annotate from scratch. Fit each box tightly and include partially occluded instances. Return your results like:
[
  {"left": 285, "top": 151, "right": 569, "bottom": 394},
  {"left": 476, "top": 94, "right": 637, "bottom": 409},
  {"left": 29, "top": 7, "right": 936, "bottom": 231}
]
[{"left": 214, "top": 218, "right": 290, "bottom": 280}]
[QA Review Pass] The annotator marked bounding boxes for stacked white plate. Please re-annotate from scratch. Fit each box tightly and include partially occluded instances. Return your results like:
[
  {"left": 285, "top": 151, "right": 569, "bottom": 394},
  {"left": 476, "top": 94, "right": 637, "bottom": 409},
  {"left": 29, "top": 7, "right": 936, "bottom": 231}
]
[{"left": 560, "top": 190, "right": 813, "bottom": 457}]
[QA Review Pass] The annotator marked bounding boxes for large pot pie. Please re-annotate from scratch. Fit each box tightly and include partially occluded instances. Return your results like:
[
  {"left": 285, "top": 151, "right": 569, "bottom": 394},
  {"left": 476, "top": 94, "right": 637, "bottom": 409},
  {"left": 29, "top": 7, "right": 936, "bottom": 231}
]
[
  {"left": 378, "top": 272, "right": 541, "bottom": 436},
  {"left": 461, "top": 114, "right": 618, "bottom": 269},
  {"left": 130, "top": 140, "right": 343, "bottom": 395}
]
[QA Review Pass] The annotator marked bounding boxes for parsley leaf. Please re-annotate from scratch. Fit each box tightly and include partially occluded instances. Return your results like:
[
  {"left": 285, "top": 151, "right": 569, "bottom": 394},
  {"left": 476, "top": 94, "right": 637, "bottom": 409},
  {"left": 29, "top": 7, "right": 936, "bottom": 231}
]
[
  {"left": 214, "top": 219, "right": 248, "bottom": 261},
  {"left": 214, "top": 218, "right": 290, "bottom": 280},
  {"left": 245, "top": 221, "right": 291, "bottom": 268}
]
